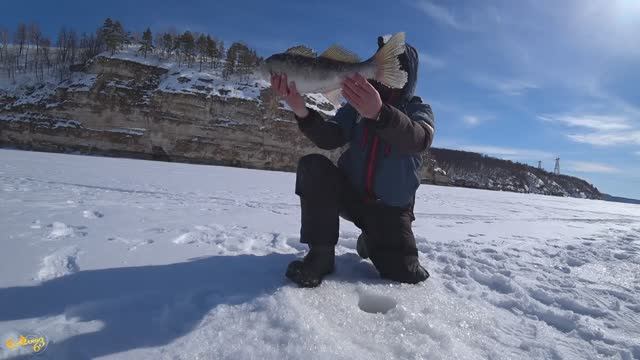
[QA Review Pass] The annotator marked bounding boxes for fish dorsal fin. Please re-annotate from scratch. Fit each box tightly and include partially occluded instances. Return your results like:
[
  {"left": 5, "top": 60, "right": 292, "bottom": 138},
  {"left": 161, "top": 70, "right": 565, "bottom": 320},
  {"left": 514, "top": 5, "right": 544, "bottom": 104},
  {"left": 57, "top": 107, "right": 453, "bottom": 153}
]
[
  {"left": 319, "top": 45, "right": 360, "bottom": 63},
  {"left": 285, "top": 45, "right": 316, "bottom": 58}
]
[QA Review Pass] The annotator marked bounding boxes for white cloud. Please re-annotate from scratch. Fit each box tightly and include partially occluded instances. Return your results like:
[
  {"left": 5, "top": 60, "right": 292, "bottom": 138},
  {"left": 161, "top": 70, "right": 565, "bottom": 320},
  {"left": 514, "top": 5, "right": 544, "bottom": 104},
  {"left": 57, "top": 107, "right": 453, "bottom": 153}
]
[
  {"left": 419, "top": 52, "right": 446, "bottom": 70},
  {"left": 566, "top": 161, "right": 620, "bottom": 174},
  {"left": 540, "top": 112, "right": 640, "bottom": 146},
  {"left": 463, "top": 115, "right": 481, "bottom": 126},
  {"left": 470, "top": 73, "right": 539, "bottom": 96},
  {"left": 567, "top": 131, "right": 640, "bottom": 146},
  {"left": 414, "top": 1, "right": 465, "bottom": 30},
  {"left": 539, "top": 114, "right": 632, "bottom": 131}
]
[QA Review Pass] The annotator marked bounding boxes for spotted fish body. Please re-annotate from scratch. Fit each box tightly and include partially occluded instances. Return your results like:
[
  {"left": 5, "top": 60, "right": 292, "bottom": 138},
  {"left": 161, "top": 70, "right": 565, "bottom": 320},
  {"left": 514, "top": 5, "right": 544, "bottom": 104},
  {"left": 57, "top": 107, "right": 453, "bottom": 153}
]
[{"left": 259, "top": 32, "right": 408, "bottom": 103}]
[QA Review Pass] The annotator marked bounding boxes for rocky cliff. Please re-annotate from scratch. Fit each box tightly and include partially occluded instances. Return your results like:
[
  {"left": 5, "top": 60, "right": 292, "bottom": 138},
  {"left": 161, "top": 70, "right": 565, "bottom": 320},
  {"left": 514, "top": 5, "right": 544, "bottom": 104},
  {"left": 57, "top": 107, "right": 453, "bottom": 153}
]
[
  {"left": 0, "top": 55, "right": 340, "bottom": 171},
  {"left": 0, "top": 54, "right": 601, "bottom": 199}
]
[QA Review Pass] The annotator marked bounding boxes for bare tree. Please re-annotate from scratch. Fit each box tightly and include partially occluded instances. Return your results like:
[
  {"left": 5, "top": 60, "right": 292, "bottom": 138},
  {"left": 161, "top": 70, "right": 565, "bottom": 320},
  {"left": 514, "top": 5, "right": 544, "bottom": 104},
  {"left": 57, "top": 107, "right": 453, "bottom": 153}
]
[
  {"left": 0, "top": 27, "right": 9, "bottom": 64},
  {"left": 68, "top": 30, "right": 78, "bottom": 64},
  {"left": 40, "top": 37, "right": 51, "bottom": 79},
  {"left": 29, "top": 23, "right": 41, "bottom": 72},
  {"left": 79, "top": 32, "right": 102, "bottom": 63},
  {"left": 15, "top": 23, "right": 27, "bottom": 70}
]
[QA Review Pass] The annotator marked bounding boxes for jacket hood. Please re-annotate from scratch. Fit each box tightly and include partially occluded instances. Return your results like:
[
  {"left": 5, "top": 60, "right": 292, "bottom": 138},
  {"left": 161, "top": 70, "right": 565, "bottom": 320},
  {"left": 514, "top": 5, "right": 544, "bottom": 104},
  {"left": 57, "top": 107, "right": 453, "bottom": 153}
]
[{"left": 373, "top": 35, "right": 419, "bottom": 107}]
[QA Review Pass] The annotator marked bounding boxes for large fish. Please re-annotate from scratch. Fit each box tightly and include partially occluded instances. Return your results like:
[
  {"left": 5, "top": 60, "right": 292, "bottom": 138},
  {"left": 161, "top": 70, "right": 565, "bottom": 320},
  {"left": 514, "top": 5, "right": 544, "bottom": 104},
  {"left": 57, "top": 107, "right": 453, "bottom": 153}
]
[{"left": 259, "top": 32, "right": 408, "bottom": 106}]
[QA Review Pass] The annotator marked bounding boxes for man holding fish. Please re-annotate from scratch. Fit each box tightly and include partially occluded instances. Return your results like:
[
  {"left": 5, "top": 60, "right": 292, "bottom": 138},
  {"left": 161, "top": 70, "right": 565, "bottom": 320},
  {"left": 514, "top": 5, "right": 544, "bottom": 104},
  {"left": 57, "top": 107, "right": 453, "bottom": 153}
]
[{"left": 266, "top": 33, "right": 435, "bottom": 287}]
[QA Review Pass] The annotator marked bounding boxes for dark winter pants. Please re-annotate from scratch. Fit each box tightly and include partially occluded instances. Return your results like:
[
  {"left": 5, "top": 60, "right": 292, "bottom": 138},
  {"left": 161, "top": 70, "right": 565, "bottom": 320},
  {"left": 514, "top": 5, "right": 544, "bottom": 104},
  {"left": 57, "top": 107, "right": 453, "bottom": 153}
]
[{"left": 295, "top": 154, "right": 424, "bottom": 283}]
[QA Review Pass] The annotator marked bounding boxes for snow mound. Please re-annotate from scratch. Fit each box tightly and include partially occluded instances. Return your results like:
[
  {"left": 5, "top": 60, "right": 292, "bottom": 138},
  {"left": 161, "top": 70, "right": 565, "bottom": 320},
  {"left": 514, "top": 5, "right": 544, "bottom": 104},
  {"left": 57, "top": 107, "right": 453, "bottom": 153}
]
[{"left": 36, "top": 246, "right": 80, "bottom": 281}]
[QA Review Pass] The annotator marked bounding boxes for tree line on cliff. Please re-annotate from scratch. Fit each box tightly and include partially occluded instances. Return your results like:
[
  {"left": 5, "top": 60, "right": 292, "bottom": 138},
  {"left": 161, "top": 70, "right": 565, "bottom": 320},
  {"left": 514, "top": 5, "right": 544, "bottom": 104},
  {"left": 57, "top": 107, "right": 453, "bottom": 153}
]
[{"left": 0, "top": 19, "right": 261, "bottom": 82}]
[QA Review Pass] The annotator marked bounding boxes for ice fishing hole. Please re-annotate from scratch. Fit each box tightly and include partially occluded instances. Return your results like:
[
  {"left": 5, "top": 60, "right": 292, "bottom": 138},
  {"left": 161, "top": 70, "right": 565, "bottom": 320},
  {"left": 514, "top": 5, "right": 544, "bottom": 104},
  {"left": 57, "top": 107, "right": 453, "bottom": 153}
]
[{"left": 358, "top": 292, "right": 397, "bottom": 314}]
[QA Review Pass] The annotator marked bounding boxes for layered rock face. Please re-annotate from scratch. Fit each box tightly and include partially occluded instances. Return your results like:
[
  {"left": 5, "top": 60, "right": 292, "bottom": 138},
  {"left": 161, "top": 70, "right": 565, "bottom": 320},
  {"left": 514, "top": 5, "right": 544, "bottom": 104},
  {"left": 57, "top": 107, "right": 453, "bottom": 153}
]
[{"left": 0, "top": 56, "right": 339, "bottom": 171}]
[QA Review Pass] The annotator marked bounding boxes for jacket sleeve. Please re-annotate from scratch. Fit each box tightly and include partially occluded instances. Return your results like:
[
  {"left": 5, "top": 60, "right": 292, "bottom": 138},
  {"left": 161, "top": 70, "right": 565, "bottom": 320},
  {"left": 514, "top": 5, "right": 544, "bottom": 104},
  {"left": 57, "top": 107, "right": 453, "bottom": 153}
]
[
  {"left": 295, "top": 105, "right": 356, "bottom": 150},
  {"left": 372, "top": 102, "right": 435, "bottom": 154}
]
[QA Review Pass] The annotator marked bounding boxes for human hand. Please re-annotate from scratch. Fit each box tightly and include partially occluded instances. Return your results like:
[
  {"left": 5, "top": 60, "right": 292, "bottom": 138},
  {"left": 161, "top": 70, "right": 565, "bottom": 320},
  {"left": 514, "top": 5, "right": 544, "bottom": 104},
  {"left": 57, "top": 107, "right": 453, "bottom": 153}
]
[
  {"left": 342, "top": 73, "right": 383, "bottom": 120},
  {"left": 270, "top": 73, "right": 309, "bottom": 118}
]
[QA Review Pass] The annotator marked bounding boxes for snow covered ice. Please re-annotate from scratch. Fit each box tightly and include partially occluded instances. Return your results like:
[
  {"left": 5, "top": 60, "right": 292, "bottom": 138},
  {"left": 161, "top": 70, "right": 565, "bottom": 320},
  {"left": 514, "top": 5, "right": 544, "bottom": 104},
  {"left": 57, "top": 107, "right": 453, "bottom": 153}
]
[{"left": 0, "top": 149, "right": 639, "bottom": 359}]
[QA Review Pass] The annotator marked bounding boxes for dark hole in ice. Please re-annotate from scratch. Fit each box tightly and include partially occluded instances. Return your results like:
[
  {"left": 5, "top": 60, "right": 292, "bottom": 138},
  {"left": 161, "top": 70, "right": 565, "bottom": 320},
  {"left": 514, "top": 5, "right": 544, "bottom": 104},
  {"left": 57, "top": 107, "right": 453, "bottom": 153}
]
[{"left": 358, "top": 292, "right": 397, "bottom": 314}]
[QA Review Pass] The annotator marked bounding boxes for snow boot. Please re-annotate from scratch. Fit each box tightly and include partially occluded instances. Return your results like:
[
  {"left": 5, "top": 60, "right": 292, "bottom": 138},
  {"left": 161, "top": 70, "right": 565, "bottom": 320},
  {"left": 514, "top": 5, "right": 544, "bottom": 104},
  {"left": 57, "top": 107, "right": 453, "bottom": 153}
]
[
  {"left": 285, "top": 245, "right": 335, "bottom": 288},
  {"left": 356, "top": 232, "right": 369, "bottom": 259}
]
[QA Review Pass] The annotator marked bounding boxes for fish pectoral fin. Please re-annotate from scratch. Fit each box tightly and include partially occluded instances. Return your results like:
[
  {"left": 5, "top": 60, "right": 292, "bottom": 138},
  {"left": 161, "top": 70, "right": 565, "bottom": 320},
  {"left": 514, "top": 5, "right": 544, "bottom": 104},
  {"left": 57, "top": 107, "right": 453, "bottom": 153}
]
[
  {"left": 285, "top": 45, "right": 317, "bottom": 58},
  {"left": 321, "top": 89, "right": 344, "bottom": 108},
  {"left": 319, "top": 45, "right": 360, "bottom": 63}
]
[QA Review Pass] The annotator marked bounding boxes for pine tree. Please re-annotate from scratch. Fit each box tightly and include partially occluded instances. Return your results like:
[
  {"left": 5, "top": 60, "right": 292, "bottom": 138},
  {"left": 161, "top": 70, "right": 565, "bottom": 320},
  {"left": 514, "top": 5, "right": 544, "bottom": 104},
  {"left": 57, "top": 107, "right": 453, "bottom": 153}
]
[
  {"left": 101, "top": 18, "right": 128, "bottom": 55},
  {"left": 180, "top": 31, "right": 195, "bottom": 67},
  {"left": 205, "top": 35, "right": 217, "bottom": 69},
  {"left": 101, "top": 18, "right": 117, "bottom": 54},
  {"left": 160, "top": 33, "right": 173, "bottom": 58},
  {"left": 223, "top": 43, "right": 237, "bottom": 79},
  {"left": 225, "top": 42, "right": 256, "bottom": 78},
  {"left": 114, "top": 21, "right": 130, "bottom": 49},
  {"left": 196, "top": 34, "right": 207, "bottom": 71},
  {"left": 139, "top": 27, "right": 153, "bottom": 58}
]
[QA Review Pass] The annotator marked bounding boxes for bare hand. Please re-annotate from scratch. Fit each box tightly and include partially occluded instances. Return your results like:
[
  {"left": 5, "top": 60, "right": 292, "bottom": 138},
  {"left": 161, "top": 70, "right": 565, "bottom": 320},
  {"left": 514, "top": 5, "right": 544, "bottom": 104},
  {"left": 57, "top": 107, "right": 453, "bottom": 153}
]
[
  {"left": 270, "top": 73, "right": 309, "bottom": 118},
  {"left": 342, "top": 73, "right": 383, "bottom": 120}
]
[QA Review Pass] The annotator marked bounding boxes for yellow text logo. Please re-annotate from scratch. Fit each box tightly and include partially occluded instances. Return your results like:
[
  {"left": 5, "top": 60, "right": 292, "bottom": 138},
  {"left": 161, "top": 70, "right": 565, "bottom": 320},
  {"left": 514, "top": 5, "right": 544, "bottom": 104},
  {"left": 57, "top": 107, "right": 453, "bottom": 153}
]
[{"left": 4, "top": 334, "right": 48, "bottom": 354}]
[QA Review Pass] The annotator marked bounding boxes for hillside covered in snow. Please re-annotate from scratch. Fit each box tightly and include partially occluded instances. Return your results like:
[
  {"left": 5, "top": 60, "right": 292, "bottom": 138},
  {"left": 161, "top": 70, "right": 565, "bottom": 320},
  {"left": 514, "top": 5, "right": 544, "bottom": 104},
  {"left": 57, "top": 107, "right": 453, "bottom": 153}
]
[
  {"left": 427, "top": 148, "right": 602, "bottom": 199},
  {"left": 1, "top": 149, "right": 639, "bottom": 359}
]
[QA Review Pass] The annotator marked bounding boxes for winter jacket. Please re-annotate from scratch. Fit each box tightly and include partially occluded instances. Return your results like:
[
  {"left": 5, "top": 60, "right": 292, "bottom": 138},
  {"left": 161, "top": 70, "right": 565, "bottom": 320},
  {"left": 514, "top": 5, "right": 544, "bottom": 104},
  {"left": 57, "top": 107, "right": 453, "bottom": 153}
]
[{"left": 296, "top": 42, "right": 435, "bottom": 208}]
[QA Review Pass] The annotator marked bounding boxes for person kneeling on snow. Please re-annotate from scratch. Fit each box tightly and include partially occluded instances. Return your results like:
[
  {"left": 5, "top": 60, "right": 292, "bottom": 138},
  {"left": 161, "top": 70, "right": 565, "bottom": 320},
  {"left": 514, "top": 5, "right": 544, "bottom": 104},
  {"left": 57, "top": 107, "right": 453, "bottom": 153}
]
[{"left": 270, "top": 36, "right": 435, "bottom": 287}]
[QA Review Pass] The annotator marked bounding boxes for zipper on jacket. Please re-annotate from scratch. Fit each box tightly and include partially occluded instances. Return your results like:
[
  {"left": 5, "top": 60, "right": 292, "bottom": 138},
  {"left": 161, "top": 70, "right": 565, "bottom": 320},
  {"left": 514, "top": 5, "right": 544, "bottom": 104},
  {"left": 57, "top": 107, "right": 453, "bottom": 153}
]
[
  {"left": 361, "top": 126, "right": 369, "bottom": 149},
  {"left": 365, "top": 135, "right": 380, "bottom": 201}
]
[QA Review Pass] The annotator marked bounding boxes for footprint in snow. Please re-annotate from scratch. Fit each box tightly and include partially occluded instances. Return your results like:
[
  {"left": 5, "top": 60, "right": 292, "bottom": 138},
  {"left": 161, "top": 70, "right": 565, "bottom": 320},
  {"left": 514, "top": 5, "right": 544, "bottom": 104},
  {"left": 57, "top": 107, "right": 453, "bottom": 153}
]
[{"left": 83, "top": 210, "right": 104, "bottom": 219}]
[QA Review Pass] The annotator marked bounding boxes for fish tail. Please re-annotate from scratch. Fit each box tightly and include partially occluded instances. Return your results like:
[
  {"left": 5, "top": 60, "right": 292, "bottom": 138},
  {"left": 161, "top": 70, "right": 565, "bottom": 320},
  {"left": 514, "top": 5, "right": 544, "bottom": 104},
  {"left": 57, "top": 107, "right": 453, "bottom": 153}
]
[{"left": 372, "top": 32, "right": 408, "bottom": 89}]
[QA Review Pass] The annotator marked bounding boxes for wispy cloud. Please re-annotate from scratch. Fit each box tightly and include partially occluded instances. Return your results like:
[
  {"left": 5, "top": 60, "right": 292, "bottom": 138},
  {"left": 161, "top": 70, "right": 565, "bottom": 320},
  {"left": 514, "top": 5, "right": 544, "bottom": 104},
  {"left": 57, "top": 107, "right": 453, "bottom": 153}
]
[
  {"left": 419, "top": 52, "right": 446, "bottom": 70},
  {"left": 566, "top": 161, "right": 620, "bottom": 174},
  {"left": 538, "top": 114, "right": 632, "bottom": 131},
  {"left": 470, "top": 73, "right": 539, "bottom": 96},
  {"left": 567, "top": 131, "right": 640, "bottom": 146},
  {"left": 413, "top": 1, "right": 465, "bottom": 30},
  {"left": 540, "top": 112, "right": 640, "bottom": 146}
]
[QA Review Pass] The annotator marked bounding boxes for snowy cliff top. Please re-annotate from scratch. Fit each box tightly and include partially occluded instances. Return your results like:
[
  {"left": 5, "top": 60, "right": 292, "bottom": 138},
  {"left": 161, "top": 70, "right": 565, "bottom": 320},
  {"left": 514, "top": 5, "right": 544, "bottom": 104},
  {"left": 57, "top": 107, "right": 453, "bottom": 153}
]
[{"left": 1, "top": 47, "right": 338, "bottom": 116}]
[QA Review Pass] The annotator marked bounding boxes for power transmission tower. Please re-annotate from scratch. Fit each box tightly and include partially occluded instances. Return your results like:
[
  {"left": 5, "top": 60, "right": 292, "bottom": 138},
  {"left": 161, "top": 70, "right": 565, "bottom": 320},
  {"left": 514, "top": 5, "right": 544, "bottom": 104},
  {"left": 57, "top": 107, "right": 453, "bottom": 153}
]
[{"left": 554, "top": 157, "right": 560, "bottom": 175}]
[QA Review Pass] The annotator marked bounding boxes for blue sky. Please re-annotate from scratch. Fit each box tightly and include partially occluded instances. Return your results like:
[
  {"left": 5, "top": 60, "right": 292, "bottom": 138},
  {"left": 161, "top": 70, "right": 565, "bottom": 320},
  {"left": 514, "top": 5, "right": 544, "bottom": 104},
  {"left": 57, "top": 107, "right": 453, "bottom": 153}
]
[{"left": 2, "top": 0, "right": 639, "bottom": 198}]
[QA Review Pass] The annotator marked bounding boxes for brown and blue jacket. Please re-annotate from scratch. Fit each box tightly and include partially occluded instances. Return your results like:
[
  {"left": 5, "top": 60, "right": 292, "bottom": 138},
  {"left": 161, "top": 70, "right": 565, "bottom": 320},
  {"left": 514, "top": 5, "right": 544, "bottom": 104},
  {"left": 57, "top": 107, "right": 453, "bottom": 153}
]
[{"left": 296, "top": 42, "right": 435, "bottom": 208}]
